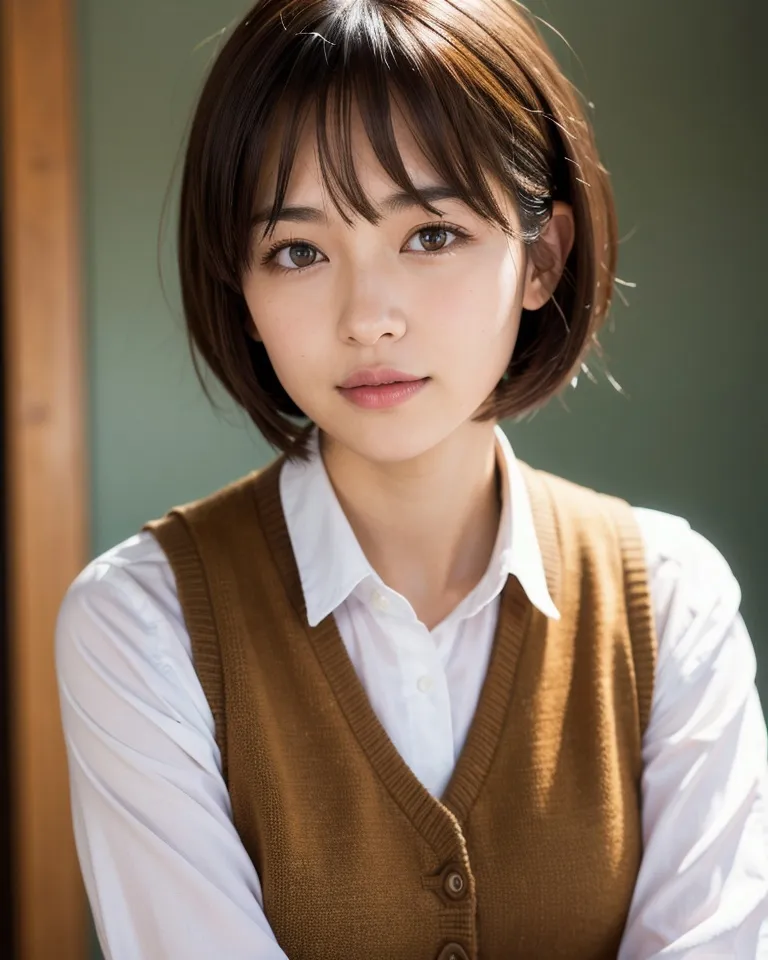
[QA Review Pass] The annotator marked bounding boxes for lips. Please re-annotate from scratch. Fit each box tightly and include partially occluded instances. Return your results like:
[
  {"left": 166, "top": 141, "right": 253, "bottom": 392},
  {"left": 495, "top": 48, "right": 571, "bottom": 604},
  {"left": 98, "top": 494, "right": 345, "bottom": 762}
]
[
  {"left": 336, "top": 375, "right": 430, "bottom": 410},
  {"left": 338, "top": 367, "right": 425, "bottom": 389}
]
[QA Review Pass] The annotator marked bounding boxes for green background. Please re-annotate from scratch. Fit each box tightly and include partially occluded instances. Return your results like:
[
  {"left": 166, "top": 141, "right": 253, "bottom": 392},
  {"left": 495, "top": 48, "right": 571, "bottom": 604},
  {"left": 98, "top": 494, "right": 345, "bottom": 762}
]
[{"left": 78, "top": 0, "right": 766, "bottom": 954}]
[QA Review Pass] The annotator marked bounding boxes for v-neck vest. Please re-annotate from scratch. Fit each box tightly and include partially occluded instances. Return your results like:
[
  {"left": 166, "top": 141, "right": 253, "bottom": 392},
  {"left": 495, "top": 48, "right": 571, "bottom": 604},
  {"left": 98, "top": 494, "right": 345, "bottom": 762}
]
[{"left": 144, "top": 456, "right": 656, "bottom": 960}]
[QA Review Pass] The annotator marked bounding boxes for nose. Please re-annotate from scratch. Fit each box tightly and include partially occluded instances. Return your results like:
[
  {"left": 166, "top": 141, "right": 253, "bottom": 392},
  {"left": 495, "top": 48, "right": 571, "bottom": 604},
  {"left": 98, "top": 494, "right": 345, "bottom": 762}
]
[{"left": 336, "top": 276, "right": 407, "bottom": 347}]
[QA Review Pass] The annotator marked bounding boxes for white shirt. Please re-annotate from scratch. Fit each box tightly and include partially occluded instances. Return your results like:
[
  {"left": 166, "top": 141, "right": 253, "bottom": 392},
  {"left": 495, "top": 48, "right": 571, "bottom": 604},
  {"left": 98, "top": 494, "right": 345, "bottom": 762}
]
[{"left": 56, "top": 426, "right": 768, "bottom": 959}]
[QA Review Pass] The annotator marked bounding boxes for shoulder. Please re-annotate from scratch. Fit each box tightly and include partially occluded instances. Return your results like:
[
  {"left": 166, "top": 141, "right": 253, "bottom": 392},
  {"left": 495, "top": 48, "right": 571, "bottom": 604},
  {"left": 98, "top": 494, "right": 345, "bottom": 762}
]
[
  {"left": 532, "top": 462, "right": 743, "bottom": 624},
  {"left": 628, "top": 511, "right": 756, "bottom": 718},
  {"left": 58, "top": 530, "right": 180, "bottom": 624},
  {"left": 526, "top": 461, "right": 748, "bottom": 662},
  {"left": 562, "top": 487, "right": 756, "bottom": 722},
  {"left": 56, "top": 532, "right": 224, "bottom": 813},
  {"left": 55, "top": 531, "right": 191, "bottom": 690},
  {"left": 630, "top": 506, "right": 743, "bottom": 645}
]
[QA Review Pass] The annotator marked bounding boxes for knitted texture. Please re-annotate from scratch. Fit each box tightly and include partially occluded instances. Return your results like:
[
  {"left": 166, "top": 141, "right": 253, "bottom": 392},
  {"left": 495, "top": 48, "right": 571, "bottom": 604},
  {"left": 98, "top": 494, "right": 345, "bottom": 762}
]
[{"left": 144, "top": 456, "right": 656, "bottom": 960}]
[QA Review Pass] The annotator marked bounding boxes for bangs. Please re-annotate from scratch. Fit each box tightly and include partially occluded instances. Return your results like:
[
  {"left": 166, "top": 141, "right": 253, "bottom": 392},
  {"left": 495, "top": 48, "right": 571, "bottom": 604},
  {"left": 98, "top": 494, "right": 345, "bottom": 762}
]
[
  {"left": 211, "top": 0, "right": 563, "bottom": 287},
  {"left": 256, "top": 44, "right": 547, "bottom": 235}
]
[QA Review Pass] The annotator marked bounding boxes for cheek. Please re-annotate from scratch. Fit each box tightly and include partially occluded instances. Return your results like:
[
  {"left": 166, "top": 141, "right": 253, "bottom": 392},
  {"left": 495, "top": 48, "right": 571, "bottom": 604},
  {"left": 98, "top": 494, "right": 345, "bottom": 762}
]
[
  {"left": 243, "top": 283, "right": 323, "bottom": 376},
  {"left": 426, "top": 252, "right": 524, "bottom": 350}
]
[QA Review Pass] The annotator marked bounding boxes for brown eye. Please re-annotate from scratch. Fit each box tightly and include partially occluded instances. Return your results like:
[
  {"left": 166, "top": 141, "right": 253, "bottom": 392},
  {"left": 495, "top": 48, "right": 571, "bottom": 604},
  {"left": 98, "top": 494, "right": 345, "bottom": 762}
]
[
  {"left": 288, "top": 244, "right": 317, "bottom": 268},
  {"left": 404, "top": 222, "right": 470, "bottom": 256},
  {"left": 418, "top": 227, "right": 449, "bottom": 252}
]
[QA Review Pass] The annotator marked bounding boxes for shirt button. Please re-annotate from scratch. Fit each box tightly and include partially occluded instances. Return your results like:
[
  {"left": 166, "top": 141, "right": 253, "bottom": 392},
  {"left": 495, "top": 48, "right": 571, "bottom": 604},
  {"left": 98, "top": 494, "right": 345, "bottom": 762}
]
[
  {"left": 437, "top": 944, "right": 470, "bottom": 960},
  {"left": 416, "top": 674, "right": 434, "bottom": 694},
  {"left": 371, "top": 590, "right": 390, "bottom": 612},
  {"left": 443, "top": 869, "right": 466, "bottom": 899}
]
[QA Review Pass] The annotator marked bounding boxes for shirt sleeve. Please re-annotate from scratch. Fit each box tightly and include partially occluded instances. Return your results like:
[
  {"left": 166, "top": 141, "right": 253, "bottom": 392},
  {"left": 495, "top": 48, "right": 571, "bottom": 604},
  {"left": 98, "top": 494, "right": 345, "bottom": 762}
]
[
  {"left": 619, "top": 509, "right": 768, "bottom": 959},
  {"left": 55, "top": 534, "right": 289, "bottom": 960}
]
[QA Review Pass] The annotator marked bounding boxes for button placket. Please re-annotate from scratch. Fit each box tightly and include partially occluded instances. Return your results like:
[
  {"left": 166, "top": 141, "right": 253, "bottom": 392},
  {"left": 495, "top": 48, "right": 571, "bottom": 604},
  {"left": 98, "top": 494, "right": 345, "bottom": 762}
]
[
  {"left": 422, "top": 814, "right": 475, "bottom": 959},
  {"left": 406, "top": 664, "right": 454, "bottom": 795},
  {"left": 423, "top": 858, "right": 474, "bottom": 909},
  {"left": 443, "top": 868, "right": 466, "bottom": 899}
]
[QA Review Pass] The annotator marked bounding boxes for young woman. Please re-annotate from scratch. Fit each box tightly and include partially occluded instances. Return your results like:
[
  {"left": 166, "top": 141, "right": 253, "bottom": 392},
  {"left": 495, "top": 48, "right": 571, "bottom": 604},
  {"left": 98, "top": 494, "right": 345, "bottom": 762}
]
[{"left": 56, "top": 1, "right": 768, "bottom": 958}]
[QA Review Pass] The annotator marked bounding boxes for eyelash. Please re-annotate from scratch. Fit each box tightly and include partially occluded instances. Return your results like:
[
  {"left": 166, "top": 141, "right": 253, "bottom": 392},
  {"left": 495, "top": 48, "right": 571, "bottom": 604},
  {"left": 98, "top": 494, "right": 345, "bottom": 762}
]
[{"left": 258, "top": 221, "right": 473, "bottom": 275}]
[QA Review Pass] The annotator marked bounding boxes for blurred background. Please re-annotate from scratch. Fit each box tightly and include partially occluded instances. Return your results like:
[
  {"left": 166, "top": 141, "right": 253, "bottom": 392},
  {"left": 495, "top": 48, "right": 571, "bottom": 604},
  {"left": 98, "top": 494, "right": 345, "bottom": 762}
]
[{"left": 2, "top": 0, "right": 766, "bottom": 957}]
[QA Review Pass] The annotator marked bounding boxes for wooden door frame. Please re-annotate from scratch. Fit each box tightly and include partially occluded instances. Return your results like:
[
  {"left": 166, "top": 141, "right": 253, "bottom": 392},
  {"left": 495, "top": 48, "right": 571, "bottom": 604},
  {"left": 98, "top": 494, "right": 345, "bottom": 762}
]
[{"left": 2, "top": 0, "right": 88, "bottom": 957}]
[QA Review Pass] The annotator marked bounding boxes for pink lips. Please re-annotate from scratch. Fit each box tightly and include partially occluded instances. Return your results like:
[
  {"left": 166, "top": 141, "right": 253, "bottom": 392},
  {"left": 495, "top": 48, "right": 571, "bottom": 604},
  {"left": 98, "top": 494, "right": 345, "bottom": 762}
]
[
  {"left": 339, "top": 367, "right": 423, "bottom": 388},
  {"left": 337, "top": 367, "right": 430, "bottom": 410}
]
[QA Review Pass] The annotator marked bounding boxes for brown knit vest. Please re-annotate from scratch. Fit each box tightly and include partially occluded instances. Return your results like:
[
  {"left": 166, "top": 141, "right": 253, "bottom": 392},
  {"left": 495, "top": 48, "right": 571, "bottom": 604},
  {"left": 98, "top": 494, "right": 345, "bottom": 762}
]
[{"left": 144, "top": 455, "right": 656, "bottom": 960}]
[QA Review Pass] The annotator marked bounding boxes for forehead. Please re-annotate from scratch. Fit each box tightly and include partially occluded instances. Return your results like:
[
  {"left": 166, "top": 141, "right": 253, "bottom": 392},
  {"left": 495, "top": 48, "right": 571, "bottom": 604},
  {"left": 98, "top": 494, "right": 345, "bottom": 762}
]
[{"left": 253, "top": 97, "right": 439, "bottom": 209}]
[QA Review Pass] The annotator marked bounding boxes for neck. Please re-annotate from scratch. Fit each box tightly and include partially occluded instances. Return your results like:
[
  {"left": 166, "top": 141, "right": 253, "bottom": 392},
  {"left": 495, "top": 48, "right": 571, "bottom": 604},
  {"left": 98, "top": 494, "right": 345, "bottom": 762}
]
[{"left": 320, "top": 421, "right": 502, "bottom": 629}]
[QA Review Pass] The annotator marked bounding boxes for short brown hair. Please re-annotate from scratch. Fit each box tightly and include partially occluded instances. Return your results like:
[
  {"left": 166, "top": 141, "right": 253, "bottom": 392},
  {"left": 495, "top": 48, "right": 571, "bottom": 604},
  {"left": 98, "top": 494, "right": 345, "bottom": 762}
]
[{"left": 178, "top": 0, "right": 617, "bottom": 458}]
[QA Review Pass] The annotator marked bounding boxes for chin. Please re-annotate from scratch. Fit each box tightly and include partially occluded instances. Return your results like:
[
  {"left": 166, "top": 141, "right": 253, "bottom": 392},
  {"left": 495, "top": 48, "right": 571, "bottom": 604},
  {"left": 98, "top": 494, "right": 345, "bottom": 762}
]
[{"left": 324, "top": 413, "right": 460, "bottom": 466}]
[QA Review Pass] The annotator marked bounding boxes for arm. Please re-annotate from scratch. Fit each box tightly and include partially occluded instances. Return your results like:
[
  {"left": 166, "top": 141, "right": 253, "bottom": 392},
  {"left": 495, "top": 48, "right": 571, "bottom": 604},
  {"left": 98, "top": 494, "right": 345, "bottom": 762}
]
[
  {"left": 55, "top": 535, "right": 289, "bottom": 960},
  {"left": 619, "top": 511, "right": 768, "bottom": 959}
]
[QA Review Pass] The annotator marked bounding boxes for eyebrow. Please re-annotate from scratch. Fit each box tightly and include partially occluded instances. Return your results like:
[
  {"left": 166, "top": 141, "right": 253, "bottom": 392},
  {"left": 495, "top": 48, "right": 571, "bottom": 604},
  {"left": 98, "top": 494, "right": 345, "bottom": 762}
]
[{"left": 251, "top": 185, "right": 465, "bottom": 228}]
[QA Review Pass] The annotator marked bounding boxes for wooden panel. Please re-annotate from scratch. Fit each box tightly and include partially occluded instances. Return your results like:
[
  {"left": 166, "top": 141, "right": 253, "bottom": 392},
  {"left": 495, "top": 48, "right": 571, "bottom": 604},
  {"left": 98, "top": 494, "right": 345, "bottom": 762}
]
[{"left": 1, "top": 0, "right": 88, "bottom": 957}]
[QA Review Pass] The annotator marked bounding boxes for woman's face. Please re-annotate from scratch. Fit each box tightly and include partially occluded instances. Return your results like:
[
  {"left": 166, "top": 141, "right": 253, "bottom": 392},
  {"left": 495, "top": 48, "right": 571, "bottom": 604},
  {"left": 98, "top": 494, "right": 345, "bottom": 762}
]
[{"left": 242, "top": 106, "right": 542, "bottom": 465}]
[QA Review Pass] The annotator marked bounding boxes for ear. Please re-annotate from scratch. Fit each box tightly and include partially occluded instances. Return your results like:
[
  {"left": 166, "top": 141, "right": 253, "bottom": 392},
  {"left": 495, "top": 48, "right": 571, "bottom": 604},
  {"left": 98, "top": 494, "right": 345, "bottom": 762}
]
[{"left": 522, "top": 201, "right": 576, "bottom": 311}]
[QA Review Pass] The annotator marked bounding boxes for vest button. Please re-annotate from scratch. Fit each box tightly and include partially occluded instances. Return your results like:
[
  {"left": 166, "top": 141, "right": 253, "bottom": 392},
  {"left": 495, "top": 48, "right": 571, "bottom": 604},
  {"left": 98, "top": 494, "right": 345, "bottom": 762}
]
[
  {"left": 437, "top": 944, "right": 470, "bottom": 960},
  {"left": 443, "top": 869, "right": 466, "bottom": 899}
]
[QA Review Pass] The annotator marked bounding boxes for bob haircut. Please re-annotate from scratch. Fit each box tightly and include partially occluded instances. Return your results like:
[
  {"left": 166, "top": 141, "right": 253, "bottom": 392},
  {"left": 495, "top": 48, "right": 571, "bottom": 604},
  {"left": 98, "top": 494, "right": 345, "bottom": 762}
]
[{"left": 178, "top": 0, "right": 617, "bottom": 459}]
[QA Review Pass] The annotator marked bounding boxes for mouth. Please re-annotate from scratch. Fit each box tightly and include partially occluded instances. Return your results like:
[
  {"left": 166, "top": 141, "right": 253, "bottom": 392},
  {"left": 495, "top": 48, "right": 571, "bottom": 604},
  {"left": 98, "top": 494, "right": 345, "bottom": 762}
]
[
  {"left": 338, "top": 367, "right": 426, "bottom": 389},
  {"left": 336, "top": 369, "right": 431, "bottom": 411}
]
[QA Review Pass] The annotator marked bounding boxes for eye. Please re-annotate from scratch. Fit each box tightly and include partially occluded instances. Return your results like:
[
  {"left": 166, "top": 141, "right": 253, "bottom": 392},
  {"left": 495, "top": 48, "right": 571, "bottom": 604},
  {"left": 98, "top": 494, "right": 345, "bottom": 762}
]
[
  {"left": 275, "top": 243, "right": 320, "bottom": 270},
  {"left": 404, "top": 221, "right": 470, "bottom": 254},
  {"left": 260, "top": 239, "right": 327, "bottom": 273}
]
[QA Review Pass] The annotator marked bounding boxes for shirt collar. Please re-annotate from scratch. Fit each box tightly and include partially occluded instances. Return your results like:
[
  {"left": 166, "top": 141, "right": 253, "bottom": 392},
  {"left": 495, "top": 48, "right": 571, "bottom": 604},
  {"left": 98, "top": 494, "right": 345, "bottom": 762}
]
[{"left": 279, "top": 425, "right": 560, "bottom": 627}]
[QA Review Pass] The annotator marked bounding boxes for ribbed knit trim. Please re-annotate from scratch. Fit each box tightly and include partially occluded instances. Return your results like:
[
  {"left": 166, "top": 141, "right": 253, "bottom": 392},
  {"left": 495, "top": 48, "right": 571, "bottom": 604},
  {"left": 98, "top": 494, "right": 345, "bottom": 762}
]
[
  {"left": 518, "top": 461, "right": 657, "bottom": 738},
  {"left": 250, "top": 453, "right": 540, "bottom": 863},
  {"left": 442, "top": 579, "right": 538, "bottom": 822},
  {"left": 605, "top": 500, "right": 658, "bottom": 737},
  {"left": 143, "top": 512, "right": 229, "bottom": 781}
]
